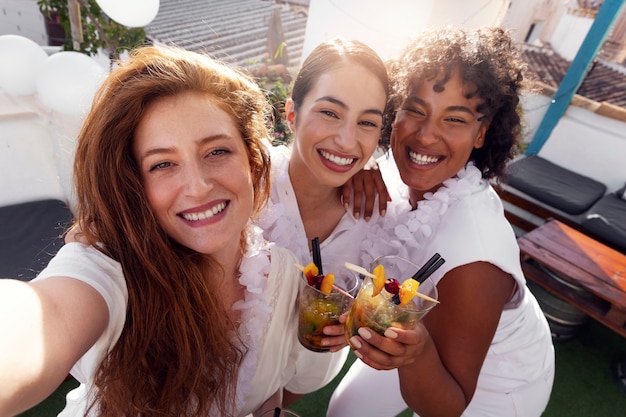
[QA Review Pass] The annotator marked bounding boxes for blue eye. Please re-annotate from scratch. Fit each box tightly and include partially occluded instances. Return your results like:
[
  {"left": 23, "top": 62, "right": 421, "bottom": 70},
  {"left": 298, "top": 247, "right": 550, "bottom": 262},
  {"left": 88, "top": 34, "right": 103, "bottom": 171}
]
[{"left": 149, "top": 161, "right": 171, "bottom": 172}]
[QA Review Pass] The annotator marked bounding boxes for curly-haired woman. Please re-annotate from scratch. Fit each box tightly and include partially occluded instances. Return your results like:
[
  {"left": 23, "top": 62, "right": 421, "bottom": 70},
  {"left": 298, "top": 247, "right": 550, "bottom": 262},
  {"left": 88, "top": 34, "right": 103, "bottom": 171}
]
[{"left": 328, "top": 26, "right": 555, "bottom": 417}]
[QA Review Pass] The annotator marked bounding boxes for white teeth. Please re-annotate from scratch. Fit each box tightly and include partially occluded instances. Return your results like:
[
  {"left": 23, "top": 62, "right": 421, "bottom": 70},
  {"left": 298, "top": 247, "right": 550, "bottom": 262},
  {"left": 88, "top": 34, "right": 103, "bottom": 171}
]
[
  {"left": 182, "top": 202, "right": 226, "bottom": 221},
  {"left": 320, "top": 150, "right": 355, "bottom": 166},
  {"left": 409, "top": 151, "right": 439, "bottom": 165}
]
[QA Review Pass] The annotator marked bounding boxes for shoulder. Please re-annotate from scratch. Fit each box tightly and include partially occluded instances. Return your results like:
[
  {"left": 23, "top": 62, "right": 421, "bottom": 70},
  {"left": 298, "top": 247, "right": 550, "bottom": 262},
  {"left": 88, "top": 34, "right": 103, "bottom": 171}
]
[
  {"left": 268, "top": 144, "right": 291, "bottom": 167},
  {"left": 33, "top": 243, "right": 127, "bottom": 298},
  {"left": 427, "top": 188, "right": 523, "bottom": 282},
  {"left": 269, "top": 246, "right": 299, "bottom": 284}
]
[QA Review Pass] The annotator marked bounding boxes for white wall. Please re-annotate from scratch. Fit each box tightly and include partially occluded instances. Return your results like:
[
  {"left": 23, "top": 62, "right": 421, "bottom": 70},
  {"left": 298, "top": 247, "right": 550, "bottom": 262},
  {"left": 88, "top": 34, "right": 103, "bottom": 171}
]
[
  {"left": 300, "top": 0, "right": 433, "bottom": 63},
  {"left": 0, "top": 0, "right": 47, "bottom": 45},
  {"left": 550, "top": 13, "right": 594, "bottom": 61},
  {"left": 537, "top": 106, "right": 626, "bottom": 192},
  {"left": 300, "top": 0, "right": 509, "bottom": 64},
  {"left": 302, "top": 0, "right": 509, "bottom": 64},
  {"left": 521, "top": 94, "right": 626, "bottom": 193},
  {"left": 428, "top": 0, "right": 508, "bottom": 29},
  {"left": 519, "top": 92, "right": 551, "bottom": 143},
  {"left": 501, "top": 0, "right": 563, "bottom": 45},
  {"left": 0, "top": 91, "right": 77, "bottom": 206}
]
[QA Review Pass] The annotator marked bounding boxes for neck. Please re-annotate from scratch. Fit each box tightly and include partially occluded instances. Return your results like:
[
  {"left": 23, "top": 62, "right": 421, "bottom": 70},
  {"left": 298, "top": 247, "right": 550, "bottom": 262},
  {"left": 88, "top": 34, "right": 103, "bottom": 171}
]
[
  {"left": 408, "top": 188, "right": 426, "bottom": 210},
  {"left": 287, "top": 159, "right": 346, "bottom": 244},
  {"left": 288, "top": 158, "right": 343, "bottom": 208}
]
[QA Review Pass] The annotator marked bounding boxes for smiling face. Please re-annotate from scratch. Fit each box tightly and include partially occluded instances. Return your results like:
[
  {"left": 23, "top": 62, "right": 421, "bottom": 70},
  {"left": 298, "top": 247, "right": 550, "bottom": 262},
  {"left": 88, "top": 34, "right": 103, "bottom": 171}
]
[
  {"left": 133, "top": 91, "right": 254, "bottom": 263},
  {"left": 391, "top": 70, "right": 489, "bottom": 206},
  {"left": 287, "top": 63, "right": 387, "bottom": 188}
]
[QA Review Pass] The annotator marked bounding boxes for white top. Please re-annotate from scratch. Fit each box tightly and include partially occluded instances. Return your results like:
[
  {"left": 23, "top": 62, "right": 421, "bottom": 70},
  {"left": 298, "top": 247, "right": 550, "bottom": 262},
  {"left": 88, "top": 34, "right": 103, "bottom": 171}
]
[
  {"left": 364, "top": 152, "right": 554, "bottom": 392},
  {"left": 256, "top": 144, "right": 377, "bottom": 396},
  {"left": 32, "top": 226, "right": 340, "bottom": 417},
  {"left": 258, "top": 144, "right": 376, "bottom": 267}
]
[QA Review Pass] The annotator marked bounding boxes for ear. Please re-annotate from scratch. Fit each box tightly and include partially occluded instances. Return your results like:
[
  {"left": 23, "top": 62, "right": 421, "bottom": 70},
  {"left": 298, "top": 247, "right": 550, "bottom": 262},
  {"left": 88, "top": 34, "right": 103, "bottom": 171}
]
[
  {"left": 285, "top": 98, "right": 296, "bottom": 133},
  {"left": 474, "top": 119, "right": 490, "bottom": 149}
]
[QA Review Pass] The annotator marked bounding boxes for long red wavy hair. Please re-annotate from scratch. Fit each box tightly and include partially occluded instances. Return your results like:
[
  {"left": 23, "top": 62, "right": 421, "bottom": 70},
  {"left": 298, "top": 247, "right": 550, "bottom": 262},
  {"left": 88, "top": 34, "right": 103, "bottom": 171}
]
[{"left": 72, "top": 45, "right": 271, "bottom": 416}]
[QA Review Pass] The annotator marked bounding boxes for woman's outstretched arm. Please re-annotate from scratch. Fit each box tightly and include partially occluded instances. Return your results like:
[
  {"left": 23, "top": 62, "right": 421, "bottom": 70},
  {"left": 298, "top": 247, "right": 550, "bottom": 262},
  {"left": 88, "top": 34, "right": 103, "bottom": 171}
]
[{"left": 0, "top": 277, "right": 108, "bottom": 417}]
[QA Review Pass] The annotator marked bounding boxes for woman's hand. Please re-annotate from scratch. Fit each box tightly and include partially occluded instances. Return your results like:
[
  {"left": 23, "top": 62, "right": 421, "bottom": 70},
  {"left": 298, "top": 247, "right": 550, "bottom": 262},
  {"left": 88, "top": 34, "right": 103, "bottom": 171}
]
[
  {"left": 347, "top": 323, "right": 430, "bottom": 371},
  {"left": 341, "top": 163, "right": 391, "bottom": 221},
  {"left": 321, "top": 312, "right": 349, "bottom": 352}
]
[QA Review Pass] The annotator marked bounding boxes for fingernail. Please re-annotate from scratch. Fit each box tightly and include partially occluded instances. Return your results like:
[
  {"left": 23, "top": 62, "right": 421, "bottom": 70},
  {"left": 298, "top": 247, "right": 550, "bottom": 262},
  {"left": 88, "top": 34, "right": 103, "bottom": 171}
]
[
  {"left": 358, "top": 327, "right": 372, "bottom": 340},
  {"left": 381, "top": 209, "right": 386, "bottom": 217},
  {"left": 350, "top": 336, "right": 362, "bottom": 349},
  {"left": 344, "top": 203, "right": 349, "bottom": 211},
  {"left": 364, "top": 216, "right": 371, "bottom": 222},
  {"left": 384, "top": 328, "right": 398, "bottom": 339},
  {"left": 354, "top": 212, "right": 360, "bottom": 220},
  {"left": 354, "top": 350, "right": 364, "bottom": 360}
]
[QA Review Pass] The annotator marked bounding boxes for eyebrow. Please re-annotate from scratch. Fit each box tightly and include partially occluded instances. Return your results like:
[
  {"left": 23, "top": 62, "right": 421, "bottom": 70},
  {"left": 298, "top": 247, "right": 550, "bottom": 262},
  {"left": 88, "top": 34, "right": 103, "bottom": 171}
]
[
  {"left": 406, "top": 96, "right": 480, "bottom": 118},
  {"left": 316, "top": 95, "right": 384, "bottom": 117}
]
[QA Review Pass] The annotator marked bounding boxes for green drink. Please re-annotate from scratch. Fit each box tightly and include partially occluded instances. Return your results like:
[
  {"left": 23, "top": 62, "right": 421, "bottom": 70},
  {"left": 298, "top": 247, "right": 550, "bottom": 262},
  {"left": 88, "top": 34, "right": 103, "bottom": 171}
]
[
  {"left": 297, "top": 269, "right": 358, "bottom": 352},
  {"left": 345, "top": 255, "right": 438, "bottom": 347}
]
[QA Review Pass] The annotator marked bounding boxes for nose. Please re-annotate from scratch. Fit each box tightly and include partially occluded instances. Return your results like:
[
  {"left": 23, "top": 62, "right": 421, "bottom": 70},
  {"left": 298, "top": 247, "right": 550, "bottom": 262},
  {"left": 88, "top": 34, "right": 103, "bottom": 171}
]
[
  {"left": 416, "top": 118, "right": 440, "bottom": 145},
  {"left": 335, "top": 121, "right": 358, "bottom": 151},
  {"left": 183, "top": 161, "right": 213, "bottom": 196}
]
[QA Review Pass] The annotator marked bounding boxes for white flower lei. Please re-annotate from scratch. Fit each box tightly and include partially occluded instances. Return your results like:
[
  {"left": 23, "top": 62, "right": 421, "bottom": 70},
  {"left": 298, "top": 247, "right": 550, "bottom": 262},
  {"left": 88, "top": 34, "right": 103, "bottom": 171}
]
[
  {"left": 231, "top": 225, "right": 273, "bottom": 414},
  {"left": 361, "top": 162, "right": 486, "bottom": 264}
]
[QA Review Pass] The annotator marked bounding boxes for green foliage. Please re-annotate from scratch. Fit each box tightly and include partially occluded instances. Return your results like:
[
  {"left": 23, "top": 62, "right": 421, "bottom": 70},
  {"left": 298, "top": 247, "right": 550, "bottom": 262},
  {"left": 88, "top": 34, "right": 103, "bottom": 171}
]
[
  {"left": 262, "top": 77, "right": 293, "bottom": 146},
  {"left": 37, "top": 0, "right": 146, "bottom": 60}
]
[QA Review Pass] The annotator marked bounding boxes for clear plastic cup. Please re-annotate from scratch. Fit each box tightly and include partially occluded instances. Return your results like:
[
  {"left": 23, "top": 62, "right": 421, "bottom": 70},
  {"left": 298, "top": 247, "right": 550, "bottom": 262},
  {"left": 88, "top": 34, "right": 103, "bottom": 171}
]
[
  {"left": 345, "top": 255, "right": 438, "bottom": 346},
  {"left": 297, "top": 266, "right": 358, "bottom": 352}
]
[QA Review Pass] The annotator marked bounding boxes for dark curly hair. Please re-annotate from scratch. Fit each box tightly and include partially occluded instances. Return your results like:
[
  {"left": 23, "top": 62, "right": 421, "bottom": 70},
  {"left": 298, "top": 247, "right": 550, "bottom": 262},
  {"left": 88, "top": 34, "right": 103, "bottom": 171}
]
[{"left": 382, "top": 26, "right": 533, "bottom": 181}]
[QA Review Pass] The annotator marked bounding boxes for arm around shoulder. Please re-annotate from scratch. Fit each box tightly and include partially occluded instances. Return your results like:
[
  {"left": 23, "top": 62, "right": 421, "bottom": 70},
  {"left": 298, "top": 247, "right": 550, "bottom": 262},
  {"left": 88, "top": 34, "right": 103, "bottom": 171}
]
[{"left": 0, "top": 277, "right": 108, "bottom": 416}]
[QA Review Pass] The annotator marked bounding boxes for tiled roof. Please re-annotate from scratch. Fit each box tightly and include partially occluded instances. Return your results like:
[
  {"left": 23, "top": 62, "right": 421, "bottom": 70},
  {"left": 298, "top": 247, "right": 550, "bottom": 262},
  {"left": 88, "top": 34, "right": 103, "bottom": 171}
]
[
  {"left": 523, "top": 45, "right": 626, "bottom": 109},
  {"left": 145, "top": 0, "right": 308, "bottom": 68},
  {"left": 145, "top": 2, "right": 626, "bottom": 110}
]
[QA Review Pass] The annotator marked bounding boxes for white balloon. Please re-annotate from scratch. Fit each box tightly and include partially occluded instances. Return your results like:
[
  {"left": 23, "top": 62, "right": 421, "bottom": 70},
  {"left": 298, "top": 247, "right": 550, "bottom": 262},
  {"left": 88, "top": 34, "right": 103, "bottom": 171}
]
[
  {"left": 96, "top": 0, "right": 160, "bottom": 27},
  {"left": 36, "top": 51, "right": 106, "bottom": 116},
  {"left": 0, "top": 35, "right": 48, "bottom": 96}
]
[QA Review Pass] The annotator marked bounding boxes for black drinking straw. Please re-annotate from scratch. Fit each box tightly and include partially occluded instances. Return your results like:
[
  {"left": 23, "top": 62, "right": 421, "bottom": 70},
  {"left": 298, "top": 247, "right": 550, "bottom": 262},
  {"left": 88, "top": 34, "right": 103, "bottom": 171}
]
[
  {"left": 311, "top": 237, "right": 323, "bottom": 274},
  {"left": 412, "top": 253, "right": 445, "bottom": 283},
  {"left": 273, "top": 407, "right": 281, "bottom": 417}
]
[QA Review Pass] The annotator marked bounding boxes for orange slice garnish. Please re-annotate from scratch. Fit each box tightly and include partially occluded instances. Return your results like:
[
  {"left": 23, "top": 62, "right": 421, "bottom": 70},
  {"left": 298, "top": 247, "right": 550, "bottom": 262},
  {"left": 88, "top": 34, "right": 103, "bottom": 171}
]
[
  {"left": 320, "top": 273, "right": 334, "bottom": 295},
  {"left": 372, "top": 264, "right": 386, "bottom": 296},
  {"left": 399, "top": 279, "right": 419, "bottom": 305},
  {"left": 303, "top": 262, "right": 319, "bottom": 285}
]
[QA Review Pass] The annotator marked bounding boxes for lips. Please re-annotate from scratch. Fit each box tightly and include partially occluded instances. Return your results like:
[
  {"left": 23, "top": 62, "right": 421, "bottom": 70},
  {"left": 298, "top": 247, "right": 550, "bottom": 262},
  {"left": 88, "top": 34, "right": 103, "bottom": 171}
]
[
  {"left": 408, "top": 150, "right": 440, "bottom": 165},
  {"left": 180, "top": 201, "right": 227, "bottom": 221},
  {"left": 319, "top": 149, "right": 356, "bottom": 167}
]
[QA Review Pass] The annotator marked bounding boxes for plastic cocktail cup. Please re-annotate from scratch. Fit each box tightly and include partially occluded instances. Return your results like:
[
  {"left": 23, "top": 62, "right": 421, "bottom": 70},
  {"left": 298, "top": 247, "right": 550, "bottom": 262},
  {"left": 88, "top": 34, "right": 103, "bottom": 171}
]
[
  {"left": 345, "top": 255, "right": 438, "bottom": 347},
  {"left": 298, "top": 268, "right": 359, "bottom": 352}
]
